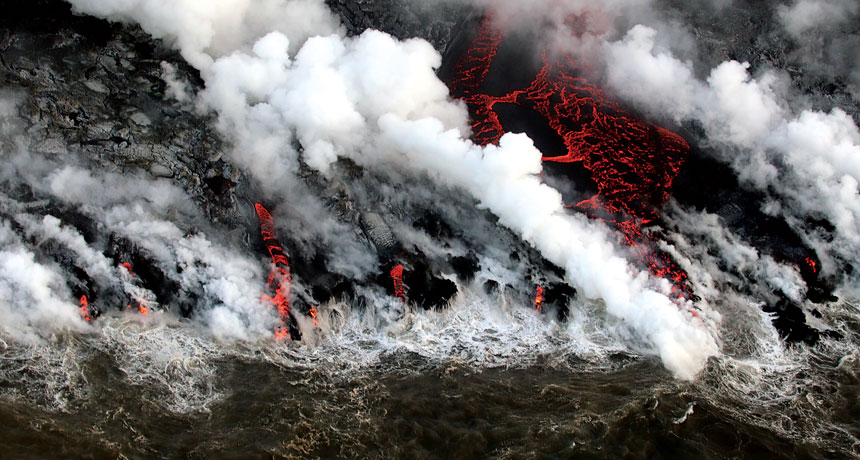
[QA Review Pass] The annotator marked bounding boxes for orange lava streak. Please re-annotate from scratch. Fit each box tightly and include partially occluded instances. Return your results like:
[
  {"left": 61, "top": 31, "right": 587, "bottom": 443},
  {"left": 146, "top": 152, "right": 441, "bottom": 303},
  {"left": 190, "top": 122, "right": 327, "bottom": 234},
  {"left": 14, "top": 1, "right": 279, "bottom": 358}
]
[
  {"left": 121, "top": 262, "right": 134, "bottom": 276},
  {"left": 390, "top": 265, "right": 406, "bottom": 302},
  {"left": 534, "top": 286, "right": 544, "bottom": 312},
  {"left": 126, "top": 302, "right": 149, "bottom": 315},
  {"left": 255, "top": 203, "right": 293, "bottom": 340},
  {"left": 451, "top": 16, "right": 693, "bottom": 298},
  {"left": 79, "top": 295, "right": 92, "bottom": 322}
]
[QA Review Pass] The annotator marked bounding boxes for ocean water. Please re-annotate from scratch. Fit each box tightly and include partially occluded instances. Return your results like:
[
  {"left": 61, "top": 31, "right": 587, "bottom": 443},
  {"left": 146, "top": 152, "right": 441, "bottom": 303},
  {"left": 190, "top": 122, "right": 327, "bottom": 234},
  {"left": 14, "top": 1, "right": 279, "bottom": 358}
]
[{"left": 1, "top": 295, "right": 857, "bottom": 459}]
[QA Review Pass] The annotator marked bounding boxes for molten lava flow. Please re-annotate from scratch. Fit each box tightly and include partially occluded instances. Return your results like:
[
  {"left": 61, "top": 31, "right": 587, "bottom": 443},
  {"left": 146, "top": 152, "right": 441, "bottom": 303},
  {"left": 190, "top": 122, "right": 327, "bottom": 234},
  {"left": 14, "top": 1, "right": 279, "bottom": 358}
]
[
  {"left": 805, "top": 257, "right": 817, "bottom": 274},
  {"left": 122, "top": 262, "right": 134, "bottom": 276},
  {"left": 79, "top": 295, "right": 92, "bottom": 322},
  {"left": 390, "top": 264, "right": 406, "bottom": 302},
  {"left": 255, "top": 203, "right": 293, "bottom": 340},
  {"left": 534, "top": 286, "right": 544, "bottom": 312},
  {"left": 450, "top": 16, "right": 693, "bottom": 298}
]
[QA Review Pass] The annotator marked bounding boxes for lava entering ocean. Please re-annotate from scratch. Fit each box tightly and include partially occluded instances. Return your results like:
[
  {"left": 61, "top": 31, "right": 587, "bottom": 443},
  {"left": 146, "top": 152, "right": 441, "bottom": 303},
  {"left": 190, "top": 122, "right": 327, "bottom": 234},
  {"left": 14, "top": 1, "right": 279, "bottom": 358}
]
[
  {"left": 450, "top": 16, "right": 693, "bottom": 298},
  {"left": 254, "top": 203, "right": 322, "bottom": 338},
  {"left": 79, "top": 295, "right": 92, "bottom": 322},
  {"left": 255, "top": 203, "right": 296, "bottom": 340},
  {"left": 390, "top": 264, "right": 407, "bottom": 303}
]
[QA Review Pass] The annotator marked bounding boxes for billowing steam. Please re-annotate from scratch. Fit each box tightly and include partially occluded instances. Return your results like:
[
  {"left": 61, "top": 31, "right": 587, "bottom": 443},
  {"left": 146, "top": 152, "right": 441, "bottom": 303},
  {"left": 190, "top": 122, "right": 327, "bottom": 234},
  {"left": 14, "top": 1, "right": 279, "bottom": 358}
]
[
  {"left": 0, "top": 220, "right": 85, "bottom": 343},
  {"left": 56, "top": 0, "right": 721, "bottom": 378}
]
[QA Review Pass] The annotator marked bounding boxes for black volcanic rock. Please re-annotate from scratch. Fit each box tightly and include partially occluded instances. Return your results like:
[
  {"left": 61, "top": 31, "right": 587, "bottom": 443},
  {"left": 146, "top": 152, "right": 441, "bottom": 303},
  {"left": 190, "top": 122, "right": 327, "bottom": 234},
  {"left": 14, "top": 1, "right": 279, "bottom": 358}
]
[
  {"left": 763, "top": 298, "right": 842, "bottom": 346},
  {"left": 482, "top": 279, "right": 500, "bottom": 294},
  {"left": 542, "top": 282, "right": 577, "bottom": 322},
  {"left": 414, "top": 210, "right": 456, "bottom": 240},
  {"left": 403, "top": 260, "right": 458, "bottom": 310},
  {"left": 449, "top": 251, "right": 480, "bottom": 282}
]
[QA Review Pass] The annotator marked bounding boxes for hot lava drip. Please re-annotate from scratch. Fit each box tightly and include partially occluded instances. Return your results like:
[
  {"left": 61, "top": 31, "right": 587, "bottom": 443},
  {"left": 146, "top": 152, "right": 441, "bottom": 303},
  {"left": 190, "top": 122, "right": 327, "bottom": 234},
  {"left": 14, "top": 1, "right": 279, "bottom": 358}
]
[
  {"left": 255, "top": 203, "right": 296, "bottom": 340},
  {"left": 450, "top": 16, "right": 692, "bottom": 298}
]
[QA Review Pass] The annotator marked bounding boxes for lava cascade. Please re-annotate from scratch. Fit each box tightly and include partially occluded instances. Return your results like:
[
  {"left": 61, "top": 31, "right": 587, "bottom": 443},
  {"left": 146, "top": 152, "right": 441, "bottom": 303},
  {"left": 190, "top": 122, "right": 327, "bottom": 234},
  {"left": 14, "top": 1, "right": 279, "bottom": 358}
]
[
  {"left": 255, "top": 203, "right": 295, "bottom": 339},
  {"left": 79, "top": 295, "right": 92, "bottom": 322},
  {"left": 450, "top": 16, "right": 692, "bottom": 297}
]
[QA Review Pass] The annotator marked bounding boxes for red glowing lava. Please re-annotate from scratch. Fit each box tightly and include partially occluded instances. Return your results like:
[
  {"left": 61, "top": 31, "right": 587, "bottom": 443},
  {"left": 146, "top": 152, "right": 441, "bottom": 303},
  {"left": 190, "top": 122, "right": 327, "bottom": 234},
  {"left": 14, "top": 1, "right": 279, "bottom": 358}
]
[
  {"left": 79, "top": 295, "right": 92, "bottom": 322},
  {"left": 450, "top": 16, "right": 692, "bottom": 298},
  {"left": 255, "top": 203, "right": 294, "bottom": 340},
  {"left": 534, "top": 286, "right": 544, "bottom": 312},
  {"left": 390, "top": 264, "right": 406, "bottom": 302},
  {"left": 121, "top": 262, "right": 134, "bottom": 276},
  {"left": 805, "top": 257, "right": 817, "bottom": 274},
  {"left": 126, "top": 302, "right": 149, "bottom": 315},
  {"left": 308, "top": 305, "right": 319, "bottom": 327}
]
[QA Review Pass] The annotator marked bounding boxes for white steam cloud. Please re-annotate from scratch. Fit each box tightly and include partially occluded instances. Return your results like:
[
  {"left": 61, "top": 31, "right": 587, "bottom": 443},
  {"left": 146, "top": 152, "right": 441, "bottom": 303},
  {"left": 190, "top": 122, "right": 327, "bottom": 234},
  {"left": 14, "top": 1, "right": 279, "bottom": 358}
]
[
  {"left": 0, "top": 220, "right": 87, "bottom": 343},
  {"left": 63, "top": 0, "right": 719, "bottom": 378}
]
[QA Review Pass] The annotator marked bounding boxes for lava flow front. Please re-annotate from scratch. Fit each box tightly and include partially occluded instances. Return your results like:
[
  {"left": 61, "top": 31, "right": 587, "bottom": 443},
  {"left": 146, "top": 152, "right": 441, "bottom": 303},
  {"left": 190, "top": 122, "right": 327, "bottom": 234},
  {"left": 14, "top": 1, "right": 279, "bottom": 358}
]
[
  {"left": 390, "top": 264, "right": 407, "bottom": 303},
  {"left": 450, "top": 16, "right": 693, "bottom": 297}
]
